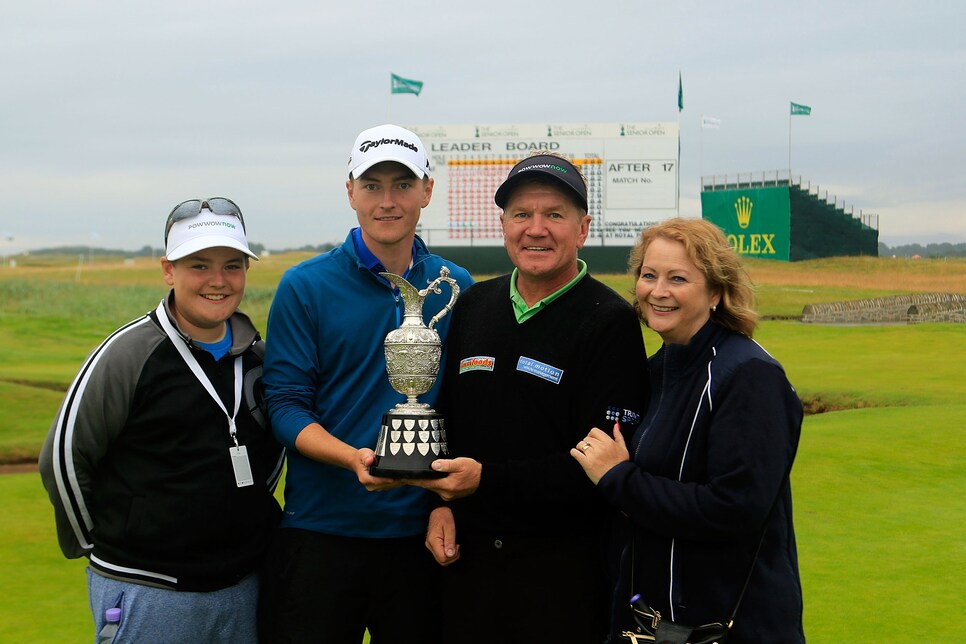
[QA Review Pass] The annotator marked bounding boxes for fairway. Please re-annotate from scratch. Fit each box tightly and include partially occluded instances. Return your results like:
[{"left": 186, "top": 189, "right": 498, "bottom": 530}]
[
  {"left": 1, "top": 254, "right": 964, "bottom": 641},
  {"left": 795, "top": 405, "right": 966, "bottom": 640}
]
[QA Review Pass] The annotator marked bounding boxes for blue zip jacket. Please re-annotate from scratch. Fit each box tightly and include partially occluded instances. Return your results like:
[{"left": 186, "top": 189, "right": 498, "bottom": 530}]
[
  {"left": 598, "top": 321, "right": 804, "bottom": 642},
  {"left": 263, "top": 231, "right": 473, "bottom": 538}
]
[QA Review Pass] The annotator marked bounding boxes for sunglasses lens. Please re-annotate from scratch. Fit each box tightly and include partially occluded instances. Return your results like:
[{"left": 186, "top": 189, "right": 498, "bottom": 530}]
[
  {"left": 164, "top": 200, "right": 204, "bottom": 242},
  {"left": 170, "top": 200, "right": 203, "bottom": 220},
  {"left": 164, "top": 197, "right": 246, "bottom": 244},
  {"left": 204, "top": 198, "right": 245, "bottom": 230},
  {"left": 205, "top": 198, "right": 239, "bottom": 216}
]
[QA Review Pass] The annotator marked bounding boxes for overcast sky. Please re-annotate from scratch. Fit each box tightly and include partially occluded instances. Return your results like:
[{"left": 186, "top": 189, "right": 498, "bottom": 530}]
[{"left": 1, "top": 0, "right": 963, "bottom": 255}]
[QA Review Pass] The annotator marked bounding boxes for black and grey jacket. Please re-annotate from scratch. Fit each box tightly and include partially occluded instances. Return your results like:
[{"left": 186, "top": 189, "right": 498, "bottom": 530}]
[
  {"left": 598, "top": 320, "right": 805, "bottom": 643},
  {"left": 40, "top": 292, "right": 284, "bottom": 592}
]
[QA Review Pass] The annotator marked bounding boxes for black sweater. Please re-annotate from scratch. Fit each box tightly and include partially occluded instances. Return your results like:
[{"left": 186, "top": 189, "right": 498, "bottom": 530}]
[{"left": 440, "top": 273, "right": 651, "bottom": 537}]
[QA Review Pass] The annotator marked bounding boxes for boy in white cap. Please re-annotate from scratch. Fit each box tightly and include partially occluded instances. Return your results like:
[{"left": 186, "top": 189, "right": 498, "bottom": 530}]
[
  {"left": 40, "top": 198, "right": 284, "bottom": 643},
  {"left": 259, "top": 125, "right": 473, "bottom": 643}
]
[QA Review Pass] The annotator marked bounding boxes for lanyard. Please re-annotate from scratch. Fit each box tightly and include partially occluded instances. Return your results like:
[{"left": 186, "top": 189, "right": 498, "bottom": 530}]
[{"left": 155, "top": 301, "right": 243, "bottom": 446}]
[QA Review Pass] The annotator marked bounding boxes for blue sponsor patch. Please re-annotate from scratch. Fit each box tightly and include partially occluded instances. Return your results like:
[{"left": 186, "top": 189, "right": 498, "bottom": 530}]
[
  {"left": 516, "top": 356, "right": 563, "bottom": 384},
  {"left": 606, "top": 406, "right": 642, "bottom": 425}
]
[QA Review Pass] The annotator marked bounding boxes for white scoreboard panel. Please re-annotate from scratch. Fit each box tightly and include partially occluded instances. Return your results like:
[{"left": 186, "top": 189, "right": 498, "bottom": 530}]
[{"left": 408, "top": 122, "right": 679, "bottom": 247}]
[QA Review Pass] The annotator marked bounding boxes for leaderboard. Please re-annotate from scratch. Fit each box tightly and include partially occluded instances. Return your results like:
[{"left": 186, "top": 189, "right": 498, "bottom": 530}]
[{"left": 408, "top": 122, "right": 679, "bottom": 247}]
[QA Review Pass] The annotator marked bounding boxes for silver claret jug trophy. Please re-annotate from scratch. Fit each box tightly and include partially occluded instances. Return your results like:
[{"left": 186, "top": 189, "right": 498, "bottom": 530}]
[{"left": 370, "top": 267, "right": 460, "bottom": 478}]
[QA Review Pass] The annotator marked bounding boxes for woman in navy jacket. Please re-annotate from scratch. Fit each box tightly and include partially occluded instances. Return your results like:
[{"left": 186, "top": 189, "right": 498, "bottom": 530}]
[{"left": 572, "top": 218, "right": 805, "bottom": 643}]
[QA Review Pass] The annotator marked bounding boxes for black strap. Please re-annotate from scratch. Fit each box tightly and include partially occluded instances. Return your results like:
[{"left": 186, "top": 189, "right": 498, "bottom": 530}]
[
  {"left": 727, "top": 472, "right": 794, "bottom": 624},
  {"left": 630, "top": 475, "right": 787, "bottom": 627},
  {"left": 726, "top": 516, "right": 767, "bottom": 624}
]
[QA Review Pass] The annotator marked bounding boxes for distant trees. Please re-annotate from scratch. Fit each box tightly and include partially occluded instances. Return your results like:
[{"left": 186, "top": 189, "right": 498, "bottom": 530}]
[
  {"left": 25, "top": 241, "right": 337, "bottom": 257},
  {"left": 878, "top": 242, "right": 966, "bottom": 258}
]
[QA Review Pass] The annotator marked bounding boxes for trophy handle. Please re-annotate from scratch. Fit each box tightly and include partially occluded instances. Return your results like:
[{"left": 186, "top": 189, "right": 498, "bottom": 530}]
[
  {"left": 423, "top": 267, "right": 460, "bottom": 330},
  {"left": 381, "top": 272, "right": 425, "bottom": 321}
]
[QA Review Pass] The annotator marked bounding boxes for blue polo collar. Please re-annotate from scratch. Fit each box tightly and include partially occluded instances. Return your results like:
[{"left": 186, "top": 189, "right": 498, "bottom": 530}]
[{"left": 350, "top": 227, "right": 415, "bottom": 283}]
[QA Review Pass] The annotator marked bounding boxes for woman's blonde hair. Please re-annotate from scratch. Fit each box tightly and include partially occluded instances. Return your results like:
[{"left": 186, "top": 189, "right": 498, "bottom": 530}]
[{"left": 628, "top": 217, "right": 759, "bottom": 338}]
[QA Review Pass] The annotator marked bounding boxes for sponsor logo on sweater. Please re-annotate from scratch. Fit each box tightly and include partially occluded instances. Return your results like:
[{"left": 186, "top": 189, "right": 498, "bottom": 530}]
[
  {"left": 606, "top": 406, "right": 641, "bottom": 425},
  {"left": 459, "top": 356, "right": 495, "bottom": 374},
  {"left": 516, "top": 356, "right": 563, "bottom": 384}
]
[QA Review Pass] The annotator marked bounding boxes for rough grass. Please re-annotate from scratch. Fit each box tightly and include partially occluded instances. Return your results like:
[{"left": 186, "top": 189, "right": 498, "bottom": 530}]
[{"left": 744, "top": 255, "right": 966, "bottom": 293}]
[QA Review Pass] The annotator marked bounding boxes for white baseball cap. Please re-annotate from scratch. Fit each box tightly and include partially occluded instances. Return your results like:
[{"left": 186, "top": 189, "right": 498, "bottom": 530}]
[
  {"left": 348, "top": 124, "right": 429, "bottom": 179},
  {"left": 164, "top": 202, "right": 258, "bottom": 262}
]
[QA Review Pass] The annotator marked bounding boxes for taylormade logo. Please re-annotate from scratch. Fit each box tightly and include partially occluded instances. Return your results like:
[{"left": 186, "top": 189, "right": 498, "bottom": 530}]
[{"left": 359, "top": 138, "right": 419, "bottom": 154}]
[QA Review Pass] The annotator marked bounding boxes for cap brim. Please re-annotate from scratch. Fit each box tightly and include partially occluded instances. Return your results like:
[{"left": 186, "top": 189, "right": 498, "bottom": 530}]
[
  {"left": 165, "top": 236, "right": 259, "bottom": 262},
  {"left": 494, "top": 172, "right": 588, "bottom": 211},
  {"left": 350, "top": 157, "right": 427, "bottom": 180}
]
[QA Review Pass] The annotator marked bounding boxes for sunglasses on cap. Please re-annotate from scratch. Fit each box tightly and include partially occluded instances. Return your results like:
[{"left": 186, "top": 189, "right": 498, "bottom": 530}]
[{"left": 164, "top": 197, "right": 246, "bottom": 244}]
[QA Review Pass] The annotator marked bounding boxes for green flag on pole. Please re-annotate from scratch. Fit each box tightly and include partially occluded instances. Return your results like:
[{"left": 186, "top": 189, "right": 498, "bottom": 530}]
[
  {"left": 790, "top": 102, "right": 811, "bottom": 115},
  {"left": 678, "top": 72, "right": 684, "bottom": 112},
  {"left": 391, "top": 73, "right": 423, "bottom": 96}
]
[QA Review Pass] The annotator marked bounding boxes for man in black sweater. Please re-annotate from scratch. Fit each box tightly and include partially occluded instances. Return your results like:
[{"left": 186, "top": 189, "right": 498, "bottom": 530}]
[{"left": 411, "top": 154, "right": 651, "bottom": 643}]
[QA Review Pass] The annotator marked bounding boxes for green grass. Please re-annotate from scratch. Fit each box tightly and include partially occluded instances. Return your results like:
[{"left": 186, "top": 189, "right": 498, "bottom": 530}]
[
  {"left": 0, "top": 473, "right": 91, "bottom": 643},
  {"left": 753, "top": 284, "right": 910, "bottom": 319},
  {"left": 759, "top": 321, "right": 966, "bottom": 407},
  {"left": 1, "top": 254, "right": 965, "bottom": 641},
  {"left": 0, "top": 382, "right": 63, "bottom": 460},
  {"left": 795, "top": 405, "right": 966, "bottom": 640},
  {"left": 8, "top": 405, "right": 964, "bottom": 641}
]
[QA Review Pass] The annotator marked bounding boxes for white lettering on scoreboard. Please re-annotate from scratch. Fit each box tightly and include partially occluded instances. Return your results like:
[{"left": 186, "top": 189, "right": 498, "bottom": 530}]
[{"left": 408, "top": 122, "right": 679, "bottom": 247}]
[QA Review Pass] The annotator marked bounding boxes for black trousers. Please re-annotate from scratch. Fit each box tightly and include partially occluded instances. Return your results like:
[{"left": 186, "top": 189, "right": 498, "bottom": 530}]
[
  {"left": 258, "top": 528, "right": 441, "bottom": 644},
  {"left": 440, "top": 532, "right": 608, "bottom": 644}
]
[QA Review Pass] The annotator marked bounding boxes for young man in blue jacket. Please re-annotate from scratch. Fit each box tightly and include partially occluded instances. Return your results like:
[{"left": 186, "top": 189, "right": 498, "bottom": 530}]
[{"left": 259, "top": 124, "right": 473, "bottom": 643}]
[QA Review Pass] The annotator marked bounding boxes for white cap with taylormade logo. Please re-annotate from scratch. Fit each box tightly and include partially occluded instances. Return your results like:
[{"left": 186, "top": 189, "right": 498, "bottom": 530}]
[
  {"left": 348, "top": 124, "right": 429, "bottom": 179},
  {"left": 165, "top": 210, "right": 258, "bottom": 261}
]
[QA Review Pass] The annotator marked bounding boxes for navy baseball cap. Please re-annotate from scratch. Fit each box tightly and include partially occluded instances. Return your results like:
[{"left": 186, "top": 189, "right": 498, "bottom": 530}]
[{"left": 494, "top": 154, "right": 588, "bottom": 211}]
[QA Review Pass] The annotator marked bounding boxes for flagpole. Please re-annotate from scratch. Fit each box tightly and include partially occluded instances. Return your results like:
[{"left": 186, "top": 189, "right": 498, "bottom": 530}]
[
  {"left": 788, "top": 102, "right": 792, "bottom": 182},
  {"left": 699, "top": 117, "right": 704, "bottom": 182},
  {"left": 677, "top": 111, "right": 681, "bottom": 216},
  {"left": 388, "top": 73, "right": 392, "bottom": 122},
  {"left": 676, "top": 71, "right": 682, "bottom": 216}
]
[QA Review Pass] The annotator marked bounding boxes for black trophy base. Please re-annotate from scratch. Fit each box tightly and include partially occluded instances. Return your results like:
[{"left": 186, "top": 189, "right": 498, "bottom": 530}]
[{"left": 370, "top": 411, "right": 449, "bottom": 479}]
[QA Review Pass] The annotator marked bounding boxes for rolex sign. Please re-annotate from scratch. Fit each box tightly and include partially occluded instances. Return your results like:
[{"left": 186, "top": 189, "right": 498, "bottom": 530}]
[{"left": 700, "top": 187, "right": 791, "bottom": 261}]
